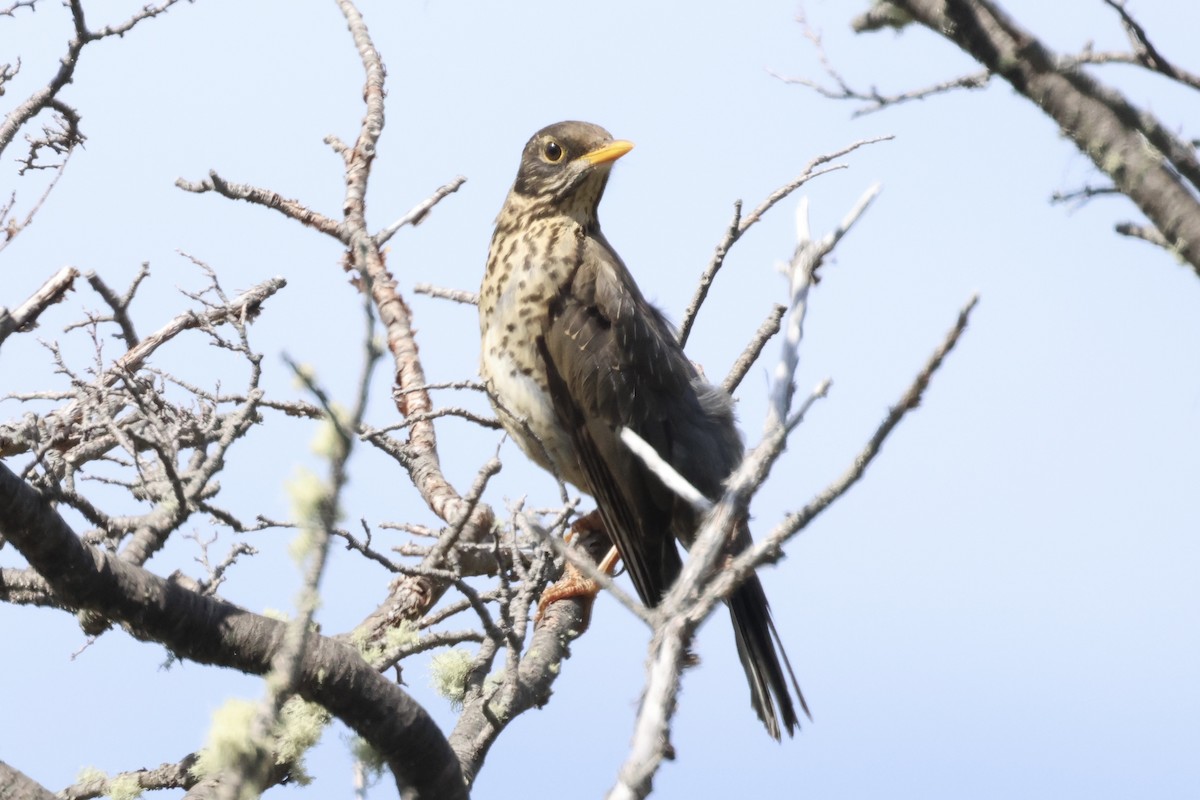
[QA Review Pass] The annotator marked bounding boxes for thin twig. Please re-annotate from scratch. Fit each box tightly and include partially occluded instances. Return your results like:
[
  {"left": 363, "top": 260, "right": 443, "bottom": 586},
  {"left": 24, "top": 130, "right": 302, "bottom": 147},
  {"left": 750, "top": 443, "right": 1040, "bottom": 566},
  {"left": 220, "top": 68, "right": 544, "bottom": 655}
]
[
  {"left": 767, "top": 183, "right": 881, "bottom": 431},
  {"left": 84, "top": 265, "right": 148, "bottom": 349},
  {"left": 722, "top": 303, "right": 785, "bottom": 394},
  {"left": 413, "top": 284, "right": 480, "bottom": 306},
  {"left": 1115, "top": 221, "right": 1171, "bottom": 250},
  {"left": 771, "top": 67, "right": 991, "bottom": 118},
  {"left": 733, "top": 294, "right": 981, "bottom": 579},
  {"left": 677, "top": 137, "right": 891, "bottom": 346},
  {"left": 376, "top": 176, "right": 467, "bottom": 246},
  {"left": 774, "top": 13, "right": 991, "bottom": 118},
  {"left": 618, "top": 428, "right": 710, "bottom": 514},
  {"left": 518, "top": 511, "right": 653, "bottom": 627},
  {"left": 175, "top": 172, "right": 346, "bottom": 241},
  {"left": 1100, "top": 0, "right": 1200, "bottom": 90}
]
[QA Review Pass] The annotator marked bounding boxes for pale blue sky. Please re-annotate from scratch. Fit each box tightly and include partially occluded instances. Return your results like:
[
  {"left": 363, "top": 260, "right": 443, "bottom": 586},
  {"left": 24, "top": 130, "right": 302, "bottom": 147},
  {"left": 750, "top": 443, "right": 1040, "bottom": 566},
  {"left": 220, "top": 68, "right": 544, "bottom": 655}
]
[{"left": 2, "top": 1, "right": 1198, "bottom": 798}]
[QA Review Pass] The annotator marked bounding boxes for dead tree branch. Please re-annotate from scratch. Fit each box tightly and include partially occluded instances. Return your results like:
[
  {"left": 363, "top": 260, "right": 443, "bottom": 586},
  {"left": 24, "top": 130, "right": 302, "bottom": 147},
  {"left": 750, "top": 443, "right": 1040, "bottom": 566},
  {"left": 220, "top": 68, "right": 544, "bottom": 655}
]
[
  {"left": 678, "top": 135, "right": 892, "bottom": 346},
  {"left": 0, "top": 265, "right": 79, "bottom": 344},
  {"left": 0, "top": 461, "right": 467, "bottom": 800},
  {"left": 852, "top": 0, "right": 1200, "bottom": 275},
  {"left": 608, "top": 191, "right": 969, "bottom": 798}
]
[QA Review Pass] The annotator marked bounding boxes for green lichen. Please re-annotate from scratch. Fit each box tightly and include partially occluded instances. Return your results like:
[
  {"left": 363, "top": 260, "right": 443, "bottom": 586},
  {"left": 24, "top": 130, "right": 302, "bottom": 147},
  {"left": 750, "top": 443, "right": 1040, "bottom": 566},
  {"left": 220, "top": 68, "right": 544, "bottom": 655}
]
[
  {"left": 1101, "top": 151, "right": 1125, "bottom": 177},
  {"left": 430, "top": 649, "right": 474, "bottom": 709},
  {"left": 350, "top": 626, "right": 387, "bottom": 665},
  {"left": 75, "top": 767, "right": 106, "bottom": 787},
  {"left": 190, "top": 696, "right": 329, "bottom": 789},
  {"left": 384, "top": 620, "right": 419, "bottom": 652},
  {"left": 106, "top": 773, "right": 143, "bottom": 800},
  {"left": 274, "top": 697, "right": 330, "bottom": 785},
  {"left": 350, "top": 621, "right": 418, "bottom": 667},
  {"left": 190, "top": 699, "right": 259, "bottom": 779},
  {"left": 311, "top": 402, "right": 353, "bottom": 460},
  {"left": 350, "top": 735, "right": 386, "bottom": 781}
]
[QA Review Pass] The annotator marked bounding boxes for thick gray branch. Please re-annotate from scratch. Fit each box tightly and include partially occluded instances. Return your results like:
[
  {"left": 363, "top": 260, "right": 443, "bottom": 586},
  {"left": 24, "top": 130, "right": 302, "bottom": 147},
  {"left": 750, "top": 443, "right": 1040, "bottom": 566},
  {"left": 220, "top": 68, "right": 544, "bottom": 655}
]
[
  {"left": 883, "top": 0, "right": 1200, "bottom": 276},
  {"left": 0, "top": 463, "right": 466, "bottom": 800}
]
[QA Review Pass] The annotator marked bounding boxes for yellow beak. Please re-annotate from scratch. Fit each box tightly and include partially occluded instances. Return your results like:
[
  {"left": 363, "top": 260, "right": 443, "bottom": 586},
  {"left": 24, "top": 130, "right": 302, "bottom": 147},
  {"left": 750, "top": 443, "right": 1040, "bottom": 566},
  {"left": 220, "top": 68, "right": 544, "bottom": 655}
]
[{"left": 581, "top": 139, "right": 634, "bottom": 166}]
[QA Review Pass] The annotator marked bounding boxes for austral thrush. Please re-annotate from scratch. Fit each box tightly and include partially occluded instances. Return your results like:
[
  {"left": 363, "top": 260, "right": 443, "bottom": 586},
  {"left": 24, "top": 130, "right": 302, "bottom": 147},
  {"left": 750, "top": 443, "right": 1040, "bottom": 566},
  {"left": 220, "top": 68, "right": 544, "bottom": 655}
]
[{"left": 479, "top": 120, "right": 808, "bottom": 739}]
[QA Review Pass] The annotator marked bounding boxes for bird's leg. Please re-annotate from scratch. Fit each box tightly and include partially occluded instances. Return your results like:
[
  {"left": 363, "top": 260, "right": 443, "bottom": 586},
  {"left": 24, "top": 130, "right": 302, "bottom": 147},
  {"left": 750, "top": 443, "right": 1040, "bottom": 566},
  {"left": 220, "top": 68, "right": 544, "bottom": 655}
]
[{"left": 536, "top": 510, "right": 621, "bottom": 628}]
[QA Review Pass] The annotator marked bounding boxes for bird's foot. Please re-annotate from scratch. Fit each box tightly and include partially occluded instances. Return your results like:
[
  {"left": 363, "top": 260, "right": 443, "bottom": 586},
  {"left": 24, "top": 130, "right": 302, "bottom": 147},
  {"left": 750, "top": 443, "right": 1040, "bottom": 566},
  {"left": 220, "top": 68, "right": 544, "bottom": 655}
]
[
  {"left": 535, "top": 558, "right": 601, "bottom": 629},
  {"left": 535, "top": 513, "right": 621, "bottom": 629},
  {"left": 535, "top": 546, "right": 622, "bottom": 625}
]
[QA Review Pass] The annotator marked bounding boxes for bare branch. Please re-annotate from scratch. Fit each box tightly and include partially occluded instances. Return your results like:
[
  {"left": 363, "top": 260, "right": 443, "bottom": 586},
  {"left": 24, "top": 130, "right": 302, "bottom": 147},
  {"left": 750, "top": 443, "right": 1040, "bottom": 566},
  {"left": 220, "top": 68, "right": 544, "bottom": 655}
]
[
  {"left": 84, "top": 264, "right": 149, "bottom": 349},
  {"left": 0, "top": 567, "right": 58, "bottom": 608},
  {"left": 677, "top": 136, "right": 891, "bottom": 346},
  {"left": 1, "top": 140, "right": 74, "bottom": 250},
  {"left": 58, "top": 755, "right": 200, "bottom": 800},
  {"left": 0, "top": 461, "right": 466, "bottom": 800},
  {"left": 881, "top": 0, "right": 1200, "bottom": 276},
  {"left": 851, "top": 1, "right": 914, "bottom": 32},
  {"left": 0, "top": 265, "right": 79, "bottom": 344},
  {"left": 1049, "top": 184, "right": 1121, "bottom": 207},
  {"left": 608, "top": 287, "right": 977, "bottom": 797},
  {"left": 175, "top": 171, "right": 346, "bottom": 241},
  {"left": 425, "top": 451, "right": 503, "bottom": 568},
  {"left": 604, "top": 373, "right": 825, "bottom": 800},
  {"left": 0, "top": 0, "right": 188, "bottom": 160},
  {"left": 722, "top": 303, "right": 785, "bottom": 394},
  {"left": 79, "top": 0, "right": 189, "bottom": 41},
  {"left": 772, "top": 14, "right": 989, "bottom": 117},
  {"left": 0, "top": 1, "right": 38, "bottom": 17},
  {"left": 771, "top": 67, "right": 991, "bottom": 117},
  {"left": 0, "top": 275, "right": 286, "bottom": 459},
  {"left": 0, "top": 761, "right": 55, "bottom": 800},
  {"left": 619, "top": 428, "right": 710, "bottom": 514},
  {"left": 216, "top": 280, "right": 387, "bottom": 797},
  {"left": 748, "top": 293, "right": 980, "bottom": 565},
  {"left": 1115, "top": 221, "right": 1172, "bottom": 250},
  {"left": 193, "top": 540, "right": 259, "bottom": 596},
  {"left": 446, "top": 535, "right": 595, "bottom": 788},
  {"left": 610, "top": 185, "right": 965, "bottom": 797},
  {"left": 1100, "top": 0, "right": 1200, "bottom": 90},
  {"left": 526, "top": 511, "right": 652, "bottom": 627},
  {"left": 1058, "top": 47, "right": 1200, "bottom": 92},
  {"left": 376, "top": 175, "right": 467, "bottom": 246},
  {"left": 413, "top": 284, "right": 480, "bottom": 305},
  {"left": 767, "top": 183, "right": 881, "bottom": 431}
]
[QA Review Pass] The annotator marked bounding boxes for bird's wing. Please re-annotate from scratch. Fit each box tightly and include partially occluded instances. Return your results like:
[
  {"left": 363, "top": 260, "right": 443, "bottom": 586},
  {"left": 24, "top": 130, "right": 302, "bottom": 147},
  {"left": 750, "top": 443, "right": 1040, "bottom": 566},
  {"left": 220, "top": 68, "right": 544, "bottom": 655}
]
[{"left": 539, "top": 236, "right": 722, "bottom": 606}]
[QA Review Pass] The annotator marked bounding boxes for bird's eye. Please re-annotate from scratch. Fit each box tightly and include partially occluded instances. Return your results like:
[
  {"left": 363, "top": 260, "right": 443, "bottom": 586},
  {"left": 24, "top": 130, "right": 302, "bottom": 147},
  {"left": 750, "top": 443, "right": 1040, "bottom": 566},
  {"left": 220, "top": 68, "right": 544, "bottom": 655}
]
[{"left": 543, "top": 141, "right": 564, "bottom": 163}]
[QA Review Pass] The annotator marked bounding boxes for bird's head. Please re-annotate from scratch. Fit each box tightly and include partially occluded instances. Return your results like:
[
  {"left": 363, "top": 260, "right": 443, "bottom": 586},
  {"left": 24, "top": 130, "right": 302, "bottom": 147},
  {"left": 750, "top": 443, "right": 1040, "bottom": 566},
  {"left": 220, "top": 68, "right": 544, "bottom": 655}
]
[{"left": 509, "top": 121, "right": 633, "bottom": 220}]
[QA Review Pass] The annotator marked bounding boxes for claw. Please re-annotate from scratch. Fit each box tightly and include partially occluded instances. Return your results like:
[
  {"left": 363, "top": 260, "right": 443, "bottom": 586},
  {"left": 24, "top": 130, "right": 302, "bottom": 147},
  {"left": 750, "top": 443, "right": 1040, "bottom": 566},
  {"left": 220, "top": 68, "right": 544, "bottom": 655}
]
[{"left": 535, "top": 545, "right": 622, "bottom": 630}]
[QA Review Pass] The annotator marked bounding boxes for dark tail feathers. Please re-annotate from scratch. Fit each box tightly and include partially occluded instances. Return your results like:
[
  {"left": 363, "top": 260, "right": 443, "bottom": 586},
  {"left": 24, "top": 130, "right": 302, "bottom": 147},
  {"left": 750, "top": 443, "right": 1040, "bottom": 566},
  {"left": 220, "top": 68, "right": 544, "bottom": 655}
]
[{"left": 728, "top": 573, "right": 810, "bottom": 739}]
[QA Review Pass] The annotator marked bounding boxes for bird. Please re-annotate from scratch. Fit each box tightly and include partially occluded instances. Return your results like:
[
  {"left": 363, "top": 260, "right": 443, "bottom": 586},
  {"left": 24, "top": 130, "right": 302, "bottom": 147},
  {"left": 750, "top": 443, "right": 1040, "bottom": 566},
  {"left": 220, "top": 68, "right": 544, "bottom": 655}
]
[{"left": 478, "top": 120, "right": 808, "bottom": 739}]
